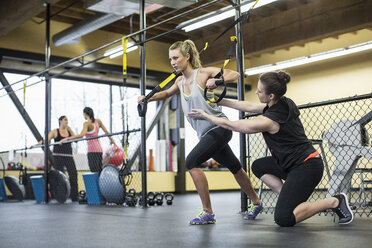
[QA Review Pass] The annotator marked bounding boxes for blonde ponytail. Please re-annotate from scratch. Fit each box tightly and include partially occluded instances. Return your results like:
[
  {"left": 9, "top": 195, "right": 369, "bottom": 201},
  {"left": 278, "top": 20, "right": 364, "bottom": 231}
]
[{"left": 169, "top": 39, "right": 201, "bottom": 69}]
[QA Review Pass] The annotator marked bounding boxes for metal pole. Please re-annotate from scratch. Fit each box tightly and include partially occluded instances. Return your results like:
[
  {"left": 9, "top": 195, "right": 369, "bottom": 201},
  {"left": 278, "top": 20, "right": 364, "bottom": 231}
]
[
  {"left": 235, "top": 0, "right": 248, "bottom": 213},
  {"left": 44, "top": 3, "right": 51, "bottom": 203},
  {"left": 109, "top": 85, "right": 113, "bottom": 133},
  {"left": 0, "top": 71, "right": 43, "bottom": 141},
  {"left": 175, "top": 94, "right": 186, "bottom": 193},
  {"left": 139, "top": 0, "right": 147, "bottom": 208}
]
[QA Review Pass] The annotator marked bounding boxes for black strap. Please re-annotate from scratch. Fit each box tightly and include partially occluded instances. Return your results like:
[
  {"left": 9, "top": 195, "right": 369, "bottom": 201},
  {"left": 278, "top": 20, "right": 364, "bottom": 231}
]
[
  {"left": 137, "top": 71, "right": 181, "bottom": 117},
  {"left": 203, "top": 68, "right": 226, "bottom": 104},
  {"left": 203, "top": 37, "right": 237, "bottom": 103},
  {"left": 198, "top": 10, "right": 250, "bottom": 55}
]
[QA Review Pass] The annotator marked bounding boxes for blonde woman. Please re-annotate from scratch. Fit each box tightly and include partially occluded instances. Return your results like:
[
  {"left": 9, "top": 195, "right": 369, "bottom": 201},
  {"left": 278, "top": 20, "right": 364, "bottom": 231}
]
[{"left": 138, "top": 40, "right": 262, "bottom": 225}]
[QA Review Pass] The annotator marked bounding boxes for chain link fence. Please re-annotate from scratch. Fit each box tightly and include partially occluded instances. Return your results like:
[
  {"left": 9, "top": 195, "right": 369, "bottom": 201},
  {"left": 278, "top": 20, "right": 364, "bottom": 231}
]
[
  {"left": 0, "top": 130, "right": 145, "bottom": 206},
  {"left": 246, "top": 93, "right": 372, "bottom": 217}
]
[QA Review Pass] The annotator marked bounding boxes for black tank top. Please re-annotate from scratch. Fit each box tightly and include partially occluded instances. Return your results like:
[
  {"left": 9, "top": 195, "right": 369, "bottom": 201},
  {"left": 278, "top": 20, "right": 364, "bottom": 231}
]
[{"left": 53, "top": 128, "right": 73, "bottom": 154}]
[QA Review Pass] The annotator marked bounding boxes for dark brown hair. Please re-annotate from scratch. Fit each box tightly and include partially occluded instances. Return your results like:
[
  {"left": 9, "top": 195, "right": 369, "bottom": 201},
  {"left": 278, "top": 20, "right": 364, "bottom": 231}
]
[
  {"left": 83, "top": 107, "right": 95, "bottom": 122},
  {"left": 58, "top": 115, "right": 66, "bottom": 127},
  {"left": 259, "top": 71, "right": 291, "bottom": 100}
]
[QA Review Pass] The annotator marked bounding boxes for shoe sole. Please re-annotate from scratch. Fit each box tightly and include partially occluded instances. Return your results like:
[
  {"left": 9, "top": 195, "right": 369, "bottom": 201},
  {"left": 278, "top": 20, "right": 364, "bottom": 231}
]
[
  {"left": 338, "top": 193, "right": 354, "bottom": 225},
  {"left": 190, "top": 220, "right": 216, "bottom": 225}
]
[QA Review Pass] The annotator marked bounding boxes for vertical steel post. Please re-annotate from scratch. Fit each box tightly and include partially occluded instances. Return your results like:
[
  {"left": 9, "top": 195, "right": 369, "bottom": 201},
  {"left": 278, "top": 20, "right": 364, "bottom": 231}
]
[
  {"left": 44, "top": 2, "right": 51, "bottom": 203},
  {"left": 235, "top": 0, "right": 248, "bottom": 213},
  {"left": 175, "top": 94, "right": 186, "bottom": 193},
  {"left": 139, "top": 0, "right": 147, "bottom": 207},
  {"left": 109, "top": 85, "right": 113, "bottom": 133}
]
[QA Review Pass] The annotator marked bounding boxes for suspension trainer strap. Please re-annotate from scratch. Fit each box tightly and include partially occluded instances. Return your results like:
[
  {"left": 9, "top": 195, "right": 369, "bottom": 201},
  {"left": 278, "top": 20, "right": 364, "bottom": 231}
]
[
  {"left": 121, "top": 36, "right": 132, "bottom": 168},
  {"left": 204, "top": 36, "right": 237, "bottom": 104},
  {"left": 137, "top": 71, "right": 181, "bottom": 117},
  {"left": 122, "top": 37, "right": 128, "bottom": 84},
  {"left": 200, "top": 1, "right": 259, "bottom": 102},
  {"left": 23, "top": 81, "right": 27, "bottom": 167}
]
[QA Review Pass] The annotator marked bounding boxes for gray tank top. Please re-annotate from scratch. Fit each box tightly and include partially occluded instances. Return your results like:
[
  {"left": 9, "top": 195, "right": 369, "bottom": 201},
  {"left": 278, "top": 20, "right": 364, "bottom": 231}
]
[{"left": 180, "top": 69, "right": 227, "bottom": 139}]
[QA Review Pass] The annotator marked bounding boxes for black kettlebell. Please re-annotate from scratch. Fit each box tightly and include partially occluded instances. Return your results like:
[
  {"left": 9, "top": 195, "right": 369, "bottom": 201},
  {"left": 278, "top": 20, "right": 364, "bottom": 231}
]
[
  {"left": 78, "top": 190, "right": 87, "bottom": 204},
  {"left": 125, "top": 188, "right": 137, "bottom": 207},
  {"left": 164, "top": 193, "right": 174, "bottom": 205},
  {"left": 147, "top": 192, "right": 156, "bottom": 206},
  {"left": 155, "top": 192, "right": 164, "bottom": 206}
]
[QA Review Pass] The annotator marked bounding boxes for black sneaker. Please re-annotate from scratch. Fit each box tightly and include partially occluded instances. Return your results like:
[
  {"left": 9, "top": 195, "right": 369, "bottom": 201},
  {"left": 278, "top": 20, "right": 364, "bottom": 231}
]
[{"left": 332, "top": 193, "right": 354, "bottom": 225}]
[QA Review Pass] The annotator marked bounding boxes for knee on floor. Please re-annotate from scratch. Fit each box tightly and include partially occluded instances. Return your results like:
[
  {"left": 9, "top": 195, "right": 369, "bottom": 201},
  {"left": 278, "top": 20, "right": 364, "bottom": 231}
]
[{"left": 274, "top": 212, "right": 296, "bottom": 227}]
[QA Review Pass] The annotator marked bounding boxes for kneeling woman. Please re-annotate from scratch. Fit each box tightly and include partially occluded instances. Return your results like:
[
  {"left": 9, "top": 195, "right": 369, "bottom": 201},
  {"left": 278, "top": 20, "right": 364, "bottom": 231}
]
[{"left": 188, "top": 71, "right": 353, "bottom": 227}]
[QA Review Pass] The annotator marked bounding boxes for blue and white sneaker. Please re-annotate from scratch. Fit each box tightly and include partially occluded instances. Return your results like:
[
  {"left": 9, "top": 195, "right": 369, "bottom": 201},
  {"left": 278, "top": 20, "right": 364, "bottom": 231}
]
[
  {"left": 189, "top": 209, "right": 216, "bottom": 225},
  {"left": 244, "top": 203, "right": 264, "bottom": 220}
]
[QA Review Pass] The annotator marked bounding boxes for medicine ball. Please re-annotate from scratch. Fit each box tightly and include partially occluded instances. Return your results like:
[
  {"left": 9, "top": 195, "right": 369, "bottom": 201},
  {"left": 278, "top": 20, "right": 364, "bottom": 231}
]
[{"left": 102, "top": 146, "right": 124, "bottom": 167}]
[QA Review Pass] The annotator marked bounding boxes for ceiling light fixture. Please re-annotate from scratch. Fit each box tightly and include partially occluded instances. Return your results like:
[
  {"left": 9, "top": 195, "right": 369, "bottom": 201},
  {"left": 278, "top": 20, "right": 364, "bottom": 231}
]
[
  {"left": 103, "top": 42, "right": 138, "bottom": 59},
  {"left": 245, "top": 40, "right": 372, "bottom": 76},
  {"left": 178, "top": 0, "right": 278, "bottom": 32}
]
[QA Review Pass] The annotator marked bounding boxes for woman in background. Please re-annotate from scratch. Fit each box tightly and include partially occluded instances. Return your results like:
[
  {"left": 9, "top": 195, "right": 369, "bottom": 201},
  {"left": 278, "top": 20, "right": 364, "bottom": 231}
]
[
  {"left": 61, "top": 107, "right": 117, "bottom": 173},
  {"left": 34, "top": 115, "right": 78, "bottom": 201}
]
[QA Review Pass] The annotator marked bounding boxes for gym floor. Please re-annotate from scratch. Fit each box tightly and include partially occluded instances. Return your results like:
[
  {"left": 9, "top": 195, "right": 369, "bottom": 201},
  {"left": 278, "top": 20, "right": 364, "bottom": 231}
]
[{"left": 1, "top": 191, "right": 371, "bottom": 248}]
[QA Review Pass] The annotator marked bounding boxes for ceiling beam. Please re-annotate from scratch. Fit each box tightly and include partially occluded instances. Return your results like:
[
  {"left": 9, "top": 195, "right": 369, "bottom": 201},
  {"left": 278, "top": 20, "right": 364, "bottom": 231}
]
[
  {"left": 0, "top": 0, "right": 60, "bottom": 37},
  {"left": 196, "top": 0, "right": 372, "bottom": 65},
  {"left": 0, "top": 48, "right": 170, "bottom": 81}
]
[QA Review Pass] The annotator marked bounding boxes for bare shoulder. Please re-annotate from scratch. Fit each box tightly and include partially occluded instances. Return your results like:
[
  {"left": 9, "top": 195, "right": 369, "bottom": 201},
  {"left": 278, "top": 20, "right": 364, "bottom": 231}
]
[
  {"left": 175, "top": 76, "right": 183, "bottom": 88},
  {"left": 198, "top": 67, "right": 215, "bottom": 75},
  {"left": 51, "top": 129, "right": 58, "bottom": 136},
  {"left": 198, "top": 67, "right": 221, "bottom": 78}
]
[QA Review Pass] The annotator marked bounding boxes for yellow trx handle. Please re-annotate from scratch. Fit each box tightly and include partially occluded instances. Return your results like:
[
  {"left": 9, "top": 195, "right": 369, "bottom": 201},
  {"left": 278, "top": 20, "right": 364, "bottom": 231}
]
[{"left": 122, "top": 37, "right": 128, "bottom": 77}]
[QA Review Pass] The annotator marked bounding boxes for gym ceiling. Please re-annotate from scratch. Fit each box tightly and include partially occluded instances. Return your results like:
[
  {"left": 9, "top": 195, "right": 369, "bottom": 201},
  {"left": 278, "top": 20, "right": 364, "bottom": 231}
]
[{"left": 0, "top": 0, "right": 371, "bottom": 85}]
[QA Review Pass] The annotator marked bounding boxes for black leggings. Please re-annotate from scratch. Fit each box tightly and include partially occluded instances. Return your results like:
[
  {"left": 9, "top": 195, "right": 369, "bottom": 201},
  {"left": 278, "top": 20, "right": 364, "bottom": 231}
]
[
  {"left": 87, "top": 152, "right": 103, "bottom": 173},
  {"left": 252, "top": 156, "right": 324, "bottom": 227},
  {"left": 186, "top": 127, "right": 241, "bottom": 174},
  {"left": 53, "top": 155, "right": 78, "bottom": 201}
]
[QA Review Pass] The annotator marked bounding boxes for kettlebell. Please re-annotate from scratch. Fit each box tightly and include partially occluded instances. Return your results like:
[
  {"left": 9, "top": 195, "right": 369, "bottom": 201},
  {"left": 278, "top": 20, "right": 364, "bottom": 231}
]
[
  {"left": 147, "top": 192, "right": 156, "bottom": 206},
  {"left": 125, "top": 188, "right": 137, "bottom": 207},
  {"left": 155, "top": 192, "right": 164, "bottom": 206},
  {"left": 164, "top": 193, "right": 174, "bottom": 205},
  {"left": 78, "top": 190, "right": 87, "bottom": 204}
]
